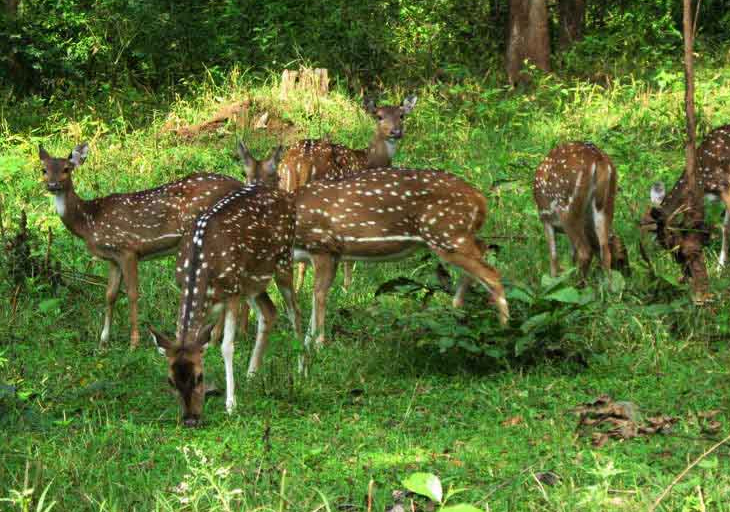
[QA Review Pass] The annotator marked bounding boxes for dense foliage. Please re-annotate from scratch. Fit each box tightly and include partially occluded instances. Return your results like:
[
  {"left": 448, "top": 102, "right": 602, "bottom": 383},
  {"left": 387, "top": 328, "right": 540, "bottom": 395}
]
[{"left": 3, "top": 0, "right": 730, "bottom": 98}]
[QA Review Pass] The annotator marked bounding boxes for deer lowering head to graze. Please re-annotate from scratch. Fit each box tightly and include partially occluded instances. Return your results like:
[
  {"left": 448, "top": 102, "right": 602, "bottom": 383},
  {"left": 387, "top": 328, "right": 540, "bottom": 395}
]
[
  {"left": 641, "top": 125, "right": 730, "bottom": 268},
  {"left": 39, "top": 144, "right": 243, "bottom": 349},
  {"left": 278, "top": 96, "right": 417, "bottom": 290},
  {"left": 534, "top": 142, "right": 629, "bottom": 279},
  {"left": 150, "top": 152, "right": 301, "bottom": 426},
  {"left": 287, "top": 167, "right": 508, "bottom": 348}
]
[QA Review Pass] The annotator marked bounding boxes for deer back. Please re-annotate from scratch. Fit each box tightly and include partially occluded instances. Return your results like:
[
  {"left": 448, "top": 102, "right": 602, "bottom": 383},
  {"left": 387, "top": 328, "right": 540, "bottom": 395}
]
[
  {"left": 294, "top": 168, "right": 487, "bottom": 257},
  {"left": 534, "top": 142, "right": 616, "bottom": 223},
  {"left": 175, "top": 185, "right": 295, "bottom": 343}
]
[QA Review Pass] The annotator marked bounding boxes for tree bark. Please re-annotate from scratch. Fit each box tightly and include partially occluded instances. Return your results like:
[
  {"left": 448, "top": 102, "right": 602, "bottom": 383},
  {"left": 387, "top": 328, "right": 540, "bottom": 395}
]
[
  {"left": 558, "top": 0, "right": 586, "bottom": 48},
  {"left": 506, "top": 0, "right": 550, "bottom": 86},
  {"left": 680, "top": 0, "right": 709, "bottom": 299}
]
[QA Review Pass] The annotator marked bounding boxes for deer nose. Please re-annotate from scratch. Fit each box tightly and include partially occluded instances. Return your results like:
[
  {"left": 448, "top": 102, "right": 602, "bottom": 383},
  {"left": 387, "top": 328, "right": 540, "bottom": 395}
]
[
  {"left": 389, "top": 129, "right": 403, "bottom": 139},
  {"left": 47, "top": 182, "right": 62, "bottom": 191}
]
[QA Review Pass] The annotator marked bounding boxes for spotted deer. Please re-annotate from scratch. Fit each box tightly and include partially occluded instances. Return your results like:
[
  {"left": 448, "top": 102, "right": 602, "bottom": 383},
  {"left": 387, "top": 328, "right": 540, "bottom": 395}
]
[
  {"left": 534, "top": 142, "right": 629, "bottom": 279},
  {"left": 279, "top": 95, "right": 418, "bottom": 289},
  {"left": 642, "top": 125, "right": 730, "bottom": 268},
  {"left": 39, "top": 144, "right": 243, "bottom": 349},
  {"left": 283, "top": 167, "right": 509, "bottom": 349},
  {"left": 150, "top": 151, "right": 301, "bottom": 426}
]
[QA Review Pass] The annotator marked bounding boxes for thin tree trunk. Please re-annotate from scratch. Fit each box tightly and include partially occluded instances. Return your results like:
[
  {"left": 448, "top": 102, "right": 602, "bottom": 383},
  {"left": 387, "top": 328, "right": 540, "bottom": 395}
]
[
  {"left": 558, "top": 0, "right": 586, "bottom": 48},
  {"left": 506, "top": 0, "right": 550, "bottom": 86},
  {"left": 681, "top": 0, "right": 709, "bottom": 299}
]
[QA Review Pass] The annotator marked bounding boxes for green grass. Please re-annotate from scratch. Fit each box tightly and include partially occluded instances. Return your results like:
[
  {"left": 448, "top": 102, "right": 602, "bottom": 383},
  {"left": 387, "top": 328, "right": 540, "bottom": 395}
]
[{"left": 3, "top": 65, "right": 730, "bottom": 511}]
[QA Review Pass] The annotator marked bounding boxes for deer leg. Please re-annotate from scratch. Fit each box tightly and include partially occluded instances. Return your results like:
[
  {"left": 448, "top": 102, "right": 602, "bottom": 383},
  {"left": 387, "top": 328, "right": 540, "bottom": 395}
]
[
  {"left": 210, "top": 312, "right": 225, "bottom": 346},
  {"left": 239, "top": 301, "right": 250, "bottom": 337},
  {"left": 100, "top": 261, "right": 122, "bottom": 346},
  {"left": 592, "top": 201, "right": 612, "bottom": 275},
  {"left": 246, "top": 292, "right": 276, "bottom": 377},
  {"left": 343, "top": 262, "right": 353, "bottom": 290},
  {"left": 275, "top": 266, "right": 304, "bottom": 373},
  {"left": 221, "top": 297, "right": 239, "bottom": 414},
  {"left": 295, "top": 262, "right": 308, "bottom": 292},
  {"left": 308, "top": 253, "right": 337, "bottom": 349},
  {"left": 542, "top": 221, "right": 561, "bottom": 277},
  {"left": 433, "top": 241, "right": 508, "bottom": 325},
  {"left": 562, "top": 218, "right": 592, "bottom": 281},
  {"left": 452, "top": 275, "right": 474, "bottom": 308},
  {"left": 120, "top": 253, "right": 140, "bottom": 349}
]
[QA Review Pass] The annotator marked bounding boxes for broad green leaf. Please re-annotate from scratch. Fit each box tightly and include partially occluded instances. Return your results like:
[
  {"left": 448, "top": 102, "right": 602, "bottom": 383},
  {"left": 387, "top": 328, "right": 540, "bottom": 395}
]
[
  {"left": 520, "top": 312, "right": 552, "bottom": 333},
  {"left": 545, "top": 287, "right": 582, "bottom": 304},
  {"left": 402, "top": 472, "right": 443, "bottom": 503},
  {"left": 698, "top": 457, "right": 718, "bottom": 469},
  {"left": 442, "top": 505, "right": 484, "bottom": 512},
  {"left": 514, "top": 335, "right": 535, "bottom": 356},
  {"left": 506, "top": 286, "right": 534, "bottom": 304},
  {"left": 608, "top": 271, "right": 625, "bottom": 293},
  {"left": 38, "top": 298, "right": 61, "bottom": 313},
  {"left": 540, "top": 270, "right": 575, "bottom": 293}
]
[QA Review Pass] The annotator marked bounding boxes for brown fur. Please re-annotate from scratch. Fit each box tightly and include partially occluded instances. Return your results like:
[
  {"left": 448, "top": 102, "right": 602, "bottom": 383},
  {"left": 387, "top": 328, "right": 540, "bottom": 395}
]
[
  {"left": 291, "top": 167, "right": 509, "bottom": 349},
  {"left": 151, "top": 145, "right": 301, "bottom": 426},
  {"left": 39, "top": 144, "right": 242, "bottom": 348},
  {"left": 533, "top": 142, "right": 626, "bottom": 279},
  {"left": 642, "top": 125, "right": 730, "bottom": 266}
]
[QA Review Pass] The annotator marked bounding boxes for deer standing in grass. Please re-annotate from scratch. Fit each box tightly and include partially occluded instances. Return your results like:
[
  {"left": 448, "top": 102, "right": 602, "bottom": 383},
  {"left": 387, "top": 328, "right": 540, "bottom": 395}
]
[
  {"left": 279, "top": 96, "right": 418, "bottom": 289},
  {"left": 282, "top": 167, "right": 509, "bottom": 348},
  {"left": 533, "top": 142, "right": 629, "bottom": 279},
  {"left": 39, "top": 144, "right": 243, "bottom": 349},
  {"left": 642, "top": 125, "right": 730, "bottom": 268},
  {"left": 150, "top": 145, "right": 301, "bottom": 426}
]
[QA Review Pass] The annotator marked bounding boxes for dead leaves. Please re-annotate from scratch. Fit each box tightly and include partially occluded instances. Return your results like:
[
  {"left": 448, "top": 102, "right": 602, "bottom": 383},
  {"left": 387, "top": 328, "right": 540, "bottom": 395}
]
[{"left": 572, "top": 395, "right": 678, "bottom": 447}]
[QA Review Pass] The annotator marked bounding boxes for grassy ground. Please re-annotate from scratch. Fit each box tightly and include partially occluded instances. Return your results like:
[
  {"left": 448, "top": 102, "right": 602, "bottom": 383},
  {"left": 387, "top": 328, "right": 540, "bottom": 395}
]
[{"left": 3, "top": 63, "right": 730, "bottom": 511}]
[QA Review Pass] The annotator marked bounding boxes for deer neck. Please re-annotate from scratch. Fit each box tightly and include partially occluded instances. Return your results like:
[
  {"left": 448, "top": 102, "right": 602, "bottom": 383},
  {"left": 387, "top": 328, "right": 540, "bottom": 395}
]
[
  {"left": 53, "top": 183, "right": 91, "bottom": 239},
  {"left": 660, "top": 172, "right": 692, "bottom": 217},
  {"left": 366, "top": 134, "right": 398, "bottom": 168}
]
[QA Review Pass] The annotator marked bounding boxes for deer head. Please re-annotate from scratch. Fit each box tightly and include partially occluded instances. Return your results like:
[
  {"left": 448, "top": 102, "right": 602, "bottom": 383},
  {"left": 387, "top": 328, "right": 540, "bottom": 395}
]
[
  {"left": 38, "top": 143, "right": 88, "bottom": 194},
  {"left": 150, "top": 323, "right": 214, "bottom": 427},
  {"left": 238, "top": 142, "right": 284, "bottom": 186},
  {"left": 364, "top": 95, "right": 417, "bottom": 142}
]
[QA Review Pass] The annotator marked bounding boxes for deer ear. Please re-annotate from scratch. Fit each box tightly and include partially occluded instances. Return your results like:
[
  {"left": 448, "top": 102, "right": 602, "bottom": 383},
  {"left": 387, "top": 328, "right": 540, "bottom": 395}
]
[
  {"left": 237, "top": 141, "right": 256, "bottom": 176},
  {"left": 650, "top": 182, "right": 665, "bottom": 206},
  {"left": 196, "top": 323, "right": 214, "bottom": 350},
  {"left": 38, "top": 145, "right": 50, "bottom": 163},
  {"left": 69, "top": 143, "right": 89, "bottom": 168},
  {"left": 401, "top": 95, "right": 418, "bottom": 114},
  {"left": 149, "top": 326, "right": 173, "bottom": 355},
  {"left": 264, "top": 145, "right": 284, "bottom": 176},
  {"left": 364, "top": 98, "right": 377, "bottom": 115}
]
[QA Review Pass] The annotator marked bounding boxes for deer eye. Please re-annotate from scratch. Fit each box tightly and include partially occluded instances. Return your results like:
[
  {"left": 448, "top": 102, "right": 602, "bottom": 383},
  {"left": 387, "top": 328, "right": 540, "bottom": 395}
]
[
  {"left": 195, "top": 373, "right": 204, "bottom": 386},
  {"left": 377, "top": 114, "right": 384, "bottom": 121}
]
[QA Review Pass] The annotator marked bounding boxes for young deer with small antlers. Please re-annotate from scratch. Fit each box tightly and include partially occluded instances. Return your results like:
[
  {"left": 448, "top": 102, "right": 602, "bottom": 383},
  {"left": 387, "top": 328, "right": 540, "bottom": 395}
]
[
  {"left": 642, "top": 124, "right": 730, "bottom": 268},
  {"left": 286, "top": 167, "right": 509, "bottom": 348},
  {"left": 150, "top": 145, "right": 300, "bottom": 426},
  {"left": 39, "top": 144, "right": 243, "bottom": 349},
  {"left": 279, "top": 96, "right": 418, "bottom": 288},
  {"left": 534, "top": 142, "right": 629, "bottom": 279}
]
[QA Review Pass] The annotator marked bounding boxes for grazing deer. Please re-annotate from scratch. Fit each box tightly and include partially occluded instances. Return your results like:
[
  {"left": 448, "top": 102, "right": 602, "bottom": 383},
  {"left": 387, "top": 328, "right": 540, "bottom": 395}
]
[
  {"left": 534, "top": 142, "right": 629, "bottom": 279},
  {"left": 279, "top": 95, "right": 418, "bottom": 289},
  {"left": 642, "top": 124, "right": 730, "bottom": 268},
  {"left": 150, "top": 149, "right": 301, "bottom": 426},
  {"left": 286, "top": 167, "right": 509, "bottom": 348},
  {"left": 39, "top": 143, "right": 243, "bottom": 349}
]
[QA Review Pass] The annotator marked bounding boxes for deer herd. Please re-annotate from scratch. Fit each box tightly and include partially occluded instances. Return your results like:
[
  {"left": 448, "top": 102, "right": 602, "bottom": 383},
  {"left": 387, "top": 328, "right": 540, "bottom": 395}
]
[{"left": 38, "top": 95, "right": 730, "bottom": 426}]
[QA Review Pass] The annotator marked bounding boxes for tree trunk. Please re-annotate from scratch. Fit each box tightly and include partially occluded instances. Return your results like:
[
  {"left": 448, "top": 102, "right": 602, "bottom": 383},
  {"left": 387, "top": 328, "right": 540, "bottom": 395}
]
[
  {"left": 506, "top": 0, "right": 550, "bottom": 86},
  {"left": 558, "top": 0, "right": 586, "bottom": 48},
  {"left": 680, "top": 0, "right": 709, "bottom": 299},
  {"left": 5, "top": 0, "right": 18, "bottom": 17}
]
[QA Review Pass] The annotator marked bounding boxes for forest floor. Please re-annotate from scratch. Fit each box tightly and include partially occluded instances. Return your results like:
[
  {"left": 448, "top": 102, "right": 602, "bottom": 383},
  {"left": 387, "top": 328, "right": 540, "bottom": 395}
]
[{"left": 2, "top": 65, "right": 730, "bottom": 511}]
